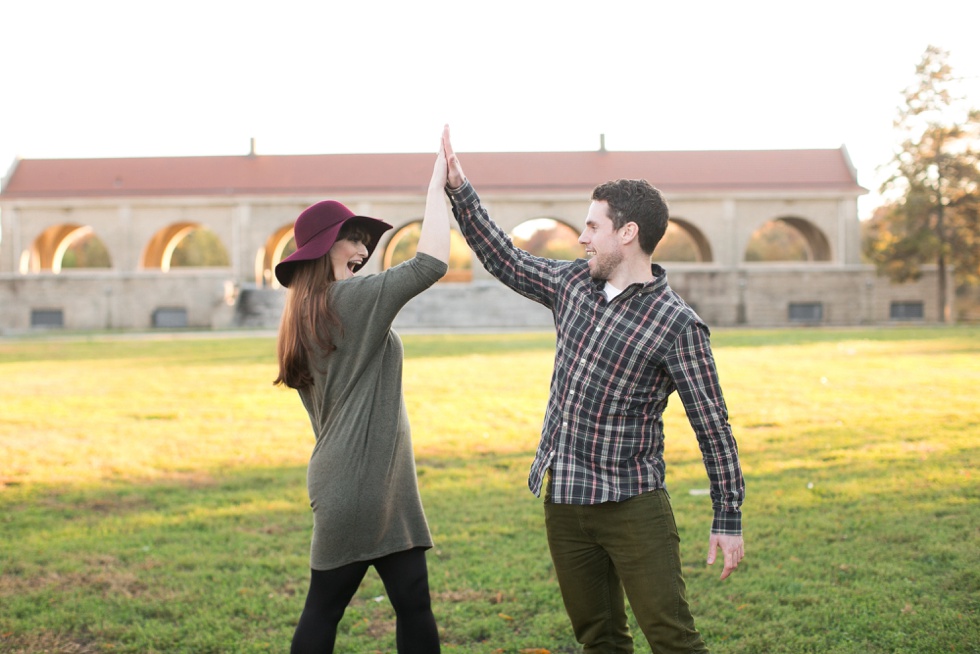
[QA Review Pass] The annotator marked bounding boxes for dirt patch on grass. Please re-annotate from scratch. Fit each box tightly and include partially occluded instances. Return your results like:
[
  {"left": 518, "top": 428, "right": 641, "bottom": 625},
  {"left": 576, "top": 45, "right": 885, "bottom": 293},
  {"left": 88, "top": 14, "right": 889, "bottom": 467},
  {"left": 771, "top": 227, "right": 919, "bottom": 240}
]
[
  {"left": 0, "top": 555, "right": 151, "bottom": 600},
  {"left": 434, "top": 588, "right": 508, "bottom": 604},
  {"left": 0, "top": 629, "right": 99, "bottom": 653}
]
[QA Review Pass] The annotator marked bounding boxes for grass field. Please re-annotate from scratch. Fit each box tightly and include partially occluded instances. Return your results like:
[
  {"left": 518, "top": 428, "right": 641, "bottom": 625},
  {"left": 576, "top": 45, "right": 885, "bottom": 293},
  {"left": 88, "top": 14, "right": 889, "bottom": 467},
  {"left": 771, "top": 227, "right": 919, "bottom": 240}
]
[{"left": 0, "top": 326, "right": 978, "bottom": 653}]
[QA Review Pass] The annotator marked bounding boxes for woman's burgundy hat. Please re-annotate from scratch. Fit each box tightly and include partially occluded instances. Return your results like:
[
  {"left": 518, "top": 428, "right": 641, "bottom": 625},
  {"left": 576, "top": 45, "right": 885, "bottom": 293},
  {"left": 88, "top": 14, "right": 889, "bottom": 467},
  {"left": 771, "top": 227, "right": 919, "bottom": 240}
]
[{"left": 274, "top": 200, "right": 392, "bottom": 288}]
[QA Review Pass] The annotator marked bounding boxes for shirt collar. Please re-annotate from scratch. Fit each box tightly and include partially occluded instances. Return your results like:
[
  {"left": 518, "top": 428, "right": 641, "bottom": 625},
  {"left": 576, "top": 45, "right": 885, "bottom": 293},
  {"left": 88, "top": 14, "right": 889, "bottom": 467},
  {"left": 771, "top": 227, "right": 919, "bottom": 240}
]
[{"left": 590, "top": 263, "right": 668, "bottom": 298}]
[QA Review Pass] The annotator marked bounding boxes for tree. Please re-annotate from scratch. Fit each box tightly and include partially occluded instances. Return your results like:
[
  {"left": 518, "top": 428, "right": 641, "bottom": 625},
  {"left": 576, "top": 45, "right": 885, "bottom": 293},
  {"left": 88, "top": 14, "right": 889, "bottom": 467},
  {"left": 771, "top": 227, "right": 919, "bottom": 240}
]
[
  {"left": 513, "top": 221, "right": 581, "bottom": 261},
  {"left": 865, "top": 45, "right": 980, "bottom": 321},
  {"left": 744, "top": 221, "right": 810, "bottom": 262},
  {"left": 170, "top": 228, "right": 230, "bottom": 267},
  {"left": 61, "top": 233, "right": 112, "bottom": 269}
]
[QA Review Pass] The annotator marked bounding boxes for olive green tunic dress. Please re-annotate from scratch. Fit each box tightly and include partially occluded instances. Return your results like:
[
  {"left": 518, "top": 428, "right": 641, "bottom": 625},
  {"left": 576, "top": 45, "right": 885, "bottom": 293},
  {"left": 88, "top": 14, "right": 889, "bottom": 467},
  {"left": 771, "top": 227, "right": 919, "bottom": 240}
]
[{"left": 296, "top": 253, "right": 447, "bottom": 571}]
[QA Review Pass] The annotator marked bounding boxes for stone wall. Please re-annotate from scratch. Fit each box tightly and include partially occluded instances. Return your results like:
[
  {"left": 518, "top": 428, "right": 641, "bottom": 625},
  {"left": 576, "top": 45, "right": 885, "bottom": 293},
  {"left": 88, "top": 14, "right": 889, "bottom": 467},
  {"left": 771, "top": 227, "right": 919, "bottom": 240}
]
[
  {"left": 0, "top": 265, "right": 945, "bottom": 335},
  {"left": 0, "top": 270, "right": 235, "bottom": 333}
]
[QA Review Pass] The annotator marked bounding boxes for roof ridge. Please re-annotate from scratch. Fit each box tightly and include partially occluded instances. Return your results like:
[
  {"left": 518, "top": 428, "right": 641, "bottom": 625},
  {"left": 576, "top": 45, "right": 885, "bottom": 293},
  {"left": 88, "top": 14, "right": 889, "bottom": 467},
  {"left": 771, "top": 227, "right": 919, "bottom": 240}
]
[{"left": 1, "top": 149, "right": 867, "bottom": 200}]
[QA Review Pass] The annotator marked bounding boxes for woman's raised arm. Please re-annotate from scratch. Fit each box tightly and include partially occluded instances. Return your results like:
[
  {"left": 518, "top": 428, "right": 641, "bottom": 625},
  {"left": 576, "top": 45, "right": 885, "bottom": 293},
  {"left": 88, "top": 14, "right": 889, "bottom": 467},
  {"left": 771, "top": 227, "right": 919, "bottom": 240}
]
[{"left": 414, "top": 125, "right": 452, "bottom": 264}]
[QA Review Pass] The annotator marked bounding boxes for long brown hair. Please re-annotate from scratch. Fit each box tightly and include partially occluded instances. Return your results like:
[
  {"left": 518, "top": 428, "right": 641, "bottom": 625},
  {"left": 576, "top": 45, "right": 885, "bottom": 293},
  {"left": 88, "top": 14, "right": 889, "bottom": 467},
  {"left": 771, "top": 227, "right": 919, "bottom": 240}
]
[{"left": 273, "top": 223, "right": 372, "bottom": 390}]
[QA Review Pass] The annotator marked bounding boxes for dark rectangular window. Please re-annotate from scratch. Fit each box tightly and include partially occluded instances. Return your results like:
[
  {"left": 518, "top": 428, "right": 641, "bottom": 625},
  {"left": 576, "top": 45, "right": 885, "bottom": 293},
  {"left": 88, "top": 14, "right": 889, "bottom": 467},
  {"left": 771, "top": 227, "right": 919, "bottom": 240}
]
[
  {"left": 788, "top": 302, "right": 823, "bottom": 323},
  {"left": 890, "top": 301, "right": 924, "bottom": 320},
  {"left": 152, "top": 307, "right": 188, "bottom": 328},
  {"left": 31, "top": 309, "right": 64, "bottom": 328}
]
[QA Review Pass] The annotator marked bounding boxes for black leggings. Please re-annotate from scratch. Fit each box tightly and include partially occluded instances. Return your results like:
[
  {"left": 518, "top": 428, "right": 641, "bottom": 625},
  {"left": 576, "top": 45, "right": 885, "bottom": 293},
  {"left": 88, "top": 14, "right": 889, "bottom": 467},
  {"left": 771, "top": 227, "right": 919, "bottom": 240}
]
[{"left": 290, "top": 547, "right": 440, "bottom": 654}]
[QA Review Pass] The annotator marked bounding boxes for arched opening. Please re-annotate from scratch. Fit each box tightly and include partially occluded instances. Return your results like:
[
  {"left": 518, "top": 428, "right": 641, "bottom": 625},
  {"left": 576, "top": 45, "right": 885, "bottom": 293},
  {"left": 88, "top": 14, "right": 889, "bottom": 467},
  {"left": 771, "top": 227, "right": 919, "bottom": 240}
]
[
  {"left": 654, "top": 219, "right": 713, "bottom": 263},
  {"left": 512, "top": 218, "right": 581, "bottom": 260},
  {"left": 781, "top": 217, "right": 832, "bottom": 261},
  {"left": 383, "top": 221, "right": 473, "bottom": 282},
  {"left": 19, "top": 224, "right": 112, "bottom": 273},
  {"left": 259, "top": 224, "right": 296, "bottom": 287},
  {"left": 142, "top": 223, "right": 230, "bottom": 271},
  {"left": 744, "top": 217, "right": 831, "bottom": 262}
]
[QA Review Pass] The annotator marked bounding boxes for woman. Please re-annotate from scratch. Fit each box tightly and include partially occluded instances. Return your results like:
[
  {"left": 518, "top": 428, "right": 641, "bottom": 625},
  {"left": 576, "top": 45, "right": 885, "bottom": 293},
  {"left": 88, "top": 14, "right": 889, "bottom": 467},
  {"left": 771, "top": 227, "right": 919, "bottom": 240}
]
[{"left": 274, "top": 132, "right": 450, "bottom": 653}]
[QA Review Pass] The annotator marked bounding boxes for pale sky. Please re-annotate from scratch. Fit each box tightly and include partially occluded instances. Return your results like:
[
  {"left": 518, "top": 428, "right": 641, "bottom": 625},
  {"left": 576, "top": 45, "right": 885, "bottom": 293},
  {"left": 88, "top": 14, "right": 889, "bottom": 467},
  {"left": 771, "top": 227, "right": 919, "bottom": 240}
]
[{"left": 3, "top": 0, "right": 979, "bottom": 219}]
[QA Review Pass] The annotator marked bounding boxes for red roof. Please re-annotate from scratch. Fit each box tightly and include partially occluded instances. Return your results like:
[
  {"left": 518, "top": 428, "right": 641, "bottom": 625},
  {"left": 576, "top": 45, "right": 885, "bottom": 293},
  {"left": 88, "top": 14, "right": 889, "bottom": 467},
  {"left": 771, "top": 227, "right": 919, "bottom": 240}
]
[{"left": 1, "top": 148, "right": 866, "bottom": 199}]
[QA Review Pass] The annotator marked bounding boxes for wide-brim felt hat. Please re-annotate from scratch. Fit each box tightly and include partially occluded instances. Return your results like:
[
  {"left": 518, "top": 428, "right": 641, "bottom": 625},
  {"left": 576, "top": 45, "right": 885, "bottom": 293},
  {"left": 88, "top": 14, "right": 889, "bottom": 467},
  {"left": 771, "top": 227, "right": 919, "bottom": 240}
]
[{"left": 275, "top": 200, "right": 392, "bottom": 288}]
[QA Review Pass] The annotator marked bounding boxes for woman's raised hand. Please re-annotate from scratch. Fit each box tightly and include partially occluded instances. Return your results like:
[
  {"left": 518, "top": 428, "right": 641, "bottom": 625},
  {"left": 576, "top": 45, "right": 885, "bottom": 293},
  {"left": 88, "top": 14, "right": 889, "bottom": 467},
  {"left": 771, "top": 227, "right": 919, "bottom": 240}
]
[{"left": 430, "top": 125, "right": 449, "bottom": 190}]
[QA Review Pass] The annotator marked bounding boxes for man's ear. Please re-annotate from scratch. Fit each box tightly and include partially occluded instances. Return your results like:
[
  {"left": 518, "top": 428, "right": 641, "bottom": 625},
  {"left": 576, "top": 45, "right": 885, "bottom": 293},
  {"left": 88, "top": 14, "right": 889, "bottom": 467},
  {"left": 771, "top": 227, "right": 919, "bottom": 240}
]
[{"left": 621, "top": 222, "right": 639, "bottom": 245}]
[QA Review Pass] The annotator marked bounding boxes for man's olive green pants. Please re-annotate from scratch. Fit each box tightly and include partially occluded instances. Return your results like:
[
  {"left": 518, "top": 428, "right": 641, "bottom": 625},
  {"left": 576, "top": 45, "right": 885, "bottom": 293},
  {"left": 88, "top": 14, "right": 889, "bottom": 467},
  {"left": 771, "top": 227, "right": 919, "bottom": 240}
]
[{"left": 544, "top": 478, "right": 709, "bottom": 654}]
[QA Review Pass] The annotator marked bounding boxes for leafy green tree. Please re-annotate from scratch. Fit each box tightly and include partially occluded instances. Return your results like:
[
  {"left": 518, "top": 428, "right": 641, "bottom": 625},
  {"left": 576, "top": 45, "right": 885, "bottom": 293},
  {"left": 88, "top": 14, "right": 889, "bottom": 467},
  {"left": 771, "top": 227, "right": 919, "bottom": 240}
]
[
  {"left": 744, "top": 221, "right": 810, "bottom": 262},
  {"left": 655, "top": 223, "right": 699, "bottom": 262},
  {"left": 387, "top": 223, "right": 472, "bottom": 277},
  {"left": 865, "top": 45, "right": 980, "bottom": 321},
  {"left": 171, "top": 228, "right": 230, "bottom": 267},
  {"left": 61, "top": 233, "right": 112, "bottom": 269},
  {"left": 513, "top": 221, "right": 581, "bottom": 261}
]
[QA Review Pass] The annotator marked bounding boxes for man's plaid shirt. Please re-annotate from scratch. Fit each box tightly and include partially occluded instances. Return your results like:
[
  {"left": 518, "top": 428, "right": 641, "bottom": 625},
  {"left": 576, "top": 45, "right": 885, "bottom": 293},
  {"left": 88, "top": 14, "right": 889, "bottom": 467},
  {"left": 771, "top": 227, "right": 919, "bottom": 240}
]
[{"left": 448, "top": 181, "right": 744, "bottom": 535}]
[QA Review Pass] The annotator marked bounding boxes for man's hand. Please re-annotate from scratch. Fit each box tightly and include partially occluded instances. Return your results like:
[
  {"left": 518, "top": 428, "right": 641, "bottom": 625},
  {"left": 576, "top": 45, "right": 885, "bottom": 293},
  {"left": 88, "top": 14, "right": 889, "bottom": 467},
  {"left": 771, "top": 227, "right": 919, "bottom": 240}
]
[
  {"left": 707, "top": 533, "right": 744, "bottom": 580},
  {"left": 443, "top": 126, "right": 466, "bottom": 190}
]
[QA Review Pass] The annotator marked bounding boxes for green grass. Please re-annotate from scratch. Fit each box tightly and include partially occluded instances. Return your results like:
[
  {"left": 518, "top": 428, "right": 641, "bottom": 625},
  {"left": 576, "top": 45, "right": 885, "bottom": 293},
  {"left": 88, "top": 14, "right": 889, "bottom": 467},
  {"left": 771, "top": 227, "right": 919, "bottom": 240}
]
[{"left": 1, "top": 327, "right": 978, "bottom": 653}]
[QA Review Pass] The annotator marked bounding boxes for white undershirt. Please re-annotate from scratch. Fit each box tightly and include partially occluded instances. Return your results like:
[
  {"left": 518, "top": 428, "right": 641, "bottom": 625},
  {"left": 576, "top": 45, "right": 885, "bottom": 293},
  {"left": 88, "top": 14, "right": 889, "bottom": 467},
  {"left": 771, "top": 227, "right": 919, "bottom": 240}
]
[{"left": 602, "top": 281, "right": 623, "bottom": 301}]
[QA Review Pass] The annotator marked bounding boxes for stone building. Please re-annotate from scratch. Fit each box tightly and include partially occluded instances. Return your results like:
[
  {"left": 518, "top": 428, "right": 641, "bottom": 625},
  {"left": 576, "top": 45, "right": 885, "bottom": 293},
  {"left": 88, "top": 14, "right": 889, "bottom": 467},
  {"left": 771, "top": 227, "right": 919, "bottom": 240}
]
[{"left": 0, "top": 146, "right": 940, "bottom": 333}]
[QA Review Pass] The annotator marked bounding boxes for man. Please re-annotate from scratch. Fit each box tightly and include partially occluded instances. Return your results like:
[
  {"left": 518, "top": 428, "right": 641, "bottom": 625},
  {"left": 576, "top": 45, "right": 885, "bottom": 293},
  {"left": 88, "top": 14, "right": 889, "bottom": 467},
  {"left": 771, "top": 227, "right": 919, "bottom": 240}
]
[{"left": 441, "top": 129, "right": 744, "bottom": 653}]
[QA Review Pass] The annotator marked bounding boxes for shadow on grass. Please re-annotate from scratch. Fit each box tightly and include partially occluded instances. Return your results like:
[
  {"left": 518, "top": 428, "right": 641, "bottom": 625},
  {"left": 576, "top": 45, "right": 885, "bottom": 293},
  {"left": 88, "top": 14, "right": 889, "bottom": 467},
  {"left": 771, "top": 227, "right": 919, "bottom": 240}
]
[
  {"left": 2, "top": 441, "right": 978, "bottom": 653},
  {"left": 0, "top": 337, "right": 277, "bottom": 365},
  {"left": 711, "top": 324, "right": 980, "bottom": 349},
  {"left": 670, "top": 446, "right": 978, "bottom": 653},
  {"left": 0, "top": 455, "right": 565, "bottom": 653},
  {"left": 1, "top": 466, "right": 310, "bottom": 652},
  {"left": 0, "top": 332, "right": 559, "bottom": 366},
  {"left": 5, "top": 326, "right": 977, "bottom": 366}
]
